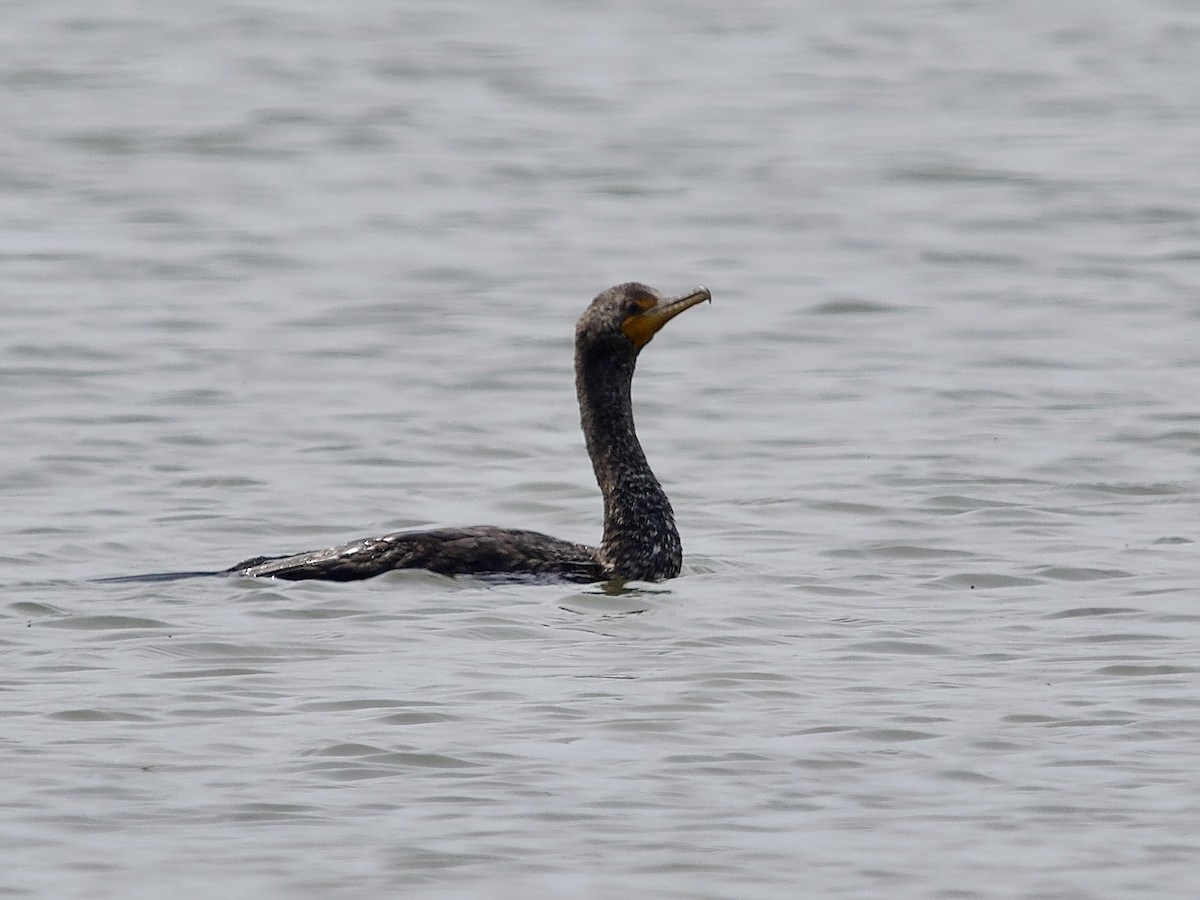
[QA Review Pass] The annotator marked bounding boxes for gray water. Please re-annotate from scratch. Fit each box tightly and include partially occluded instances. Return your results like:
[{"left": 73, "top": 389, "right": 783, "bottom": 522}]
[{"left": 3, "top": 1, "right": 1199, "bottom": 897}]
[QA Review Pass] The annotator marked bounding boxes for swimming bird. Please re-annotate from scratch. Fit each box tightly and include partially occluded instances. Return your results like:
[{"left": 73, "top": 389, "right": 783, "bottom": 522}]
[{"left": 223, "top": 282, "right": 709, "bottom": 584}]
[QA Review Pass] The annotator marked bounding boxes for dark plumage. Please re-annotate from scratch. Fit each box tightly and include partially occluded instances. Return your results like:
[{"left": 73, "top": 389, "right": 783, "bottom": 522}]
[{"left": 226, "top": 282, "right": 709, "bottom": 584}]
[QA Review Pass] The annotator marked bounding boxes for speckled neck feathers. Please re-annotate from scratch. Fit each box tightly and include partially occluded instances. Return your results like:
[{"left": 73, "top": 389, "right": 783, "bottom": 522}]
[{"left": 575, "top": 305, "right": 682, "bottom": 582}]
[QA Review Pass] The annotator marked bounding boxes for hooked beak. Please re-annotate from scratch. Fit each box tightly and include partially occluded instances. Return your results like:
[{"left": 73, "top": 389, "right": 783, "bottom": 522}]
[{"left": 623, "top": 286, "right": 711, "bottom": 349}]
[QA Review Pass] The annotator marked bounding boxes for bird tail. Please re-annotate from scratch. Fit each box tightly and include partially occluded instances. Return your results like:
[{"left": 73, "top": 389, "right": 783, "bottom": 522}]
[{"left": 91, "top": 570, "right": 223, "bottom": 584}]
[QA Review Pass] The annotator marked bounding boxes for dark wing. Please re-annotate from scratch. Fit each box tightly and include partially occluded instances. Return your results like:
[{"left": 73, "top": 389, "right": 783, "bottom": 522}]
[{"left": 226, "top": 526, "right": 605, "bottom": 583}]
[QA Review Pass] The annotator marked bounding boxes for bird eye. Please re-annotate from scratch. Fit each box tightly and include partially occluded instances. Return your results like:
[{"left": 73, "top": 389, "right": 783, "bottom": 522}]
[{"left": 632, "top": 295, "right": 657, "bottom": 313}]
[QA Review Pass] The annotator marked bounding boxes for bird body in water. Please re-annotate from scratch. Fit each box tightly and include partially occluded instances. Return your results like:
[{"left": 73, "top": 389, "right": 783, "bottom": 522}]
[{"left": 223, "top": 282, "right": 709, "bottom": 584}]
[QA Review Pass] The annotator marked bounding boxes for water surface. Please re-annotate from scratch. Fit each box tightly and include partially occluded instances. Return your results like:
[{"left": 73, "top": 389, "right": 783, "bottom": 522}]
[{"left": 3, "top": 1, "right": 1199, "bottom": 897}]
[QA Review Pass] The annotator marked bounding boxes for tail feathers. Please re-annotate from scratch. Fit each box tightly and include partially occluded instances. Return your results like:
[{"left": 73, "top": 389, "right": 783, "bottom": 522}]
[{"left": 92, "top": 570, "right": 222, "bottom": 584}]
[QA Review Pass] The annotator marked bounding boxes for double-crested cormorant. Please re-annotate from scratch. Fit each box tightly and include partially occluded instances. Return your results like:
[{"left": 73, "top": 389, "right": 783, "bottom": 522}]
[{"left": 224, "top": 282, "right": 709, "bottom": 584}]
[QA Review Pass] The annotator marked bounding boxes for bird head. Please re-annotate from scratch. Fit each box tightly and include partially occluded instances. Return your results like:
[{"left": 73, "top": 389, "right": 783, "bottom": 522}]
[{"left": 576, "top": 282, "right": 711, "bottom": 356}]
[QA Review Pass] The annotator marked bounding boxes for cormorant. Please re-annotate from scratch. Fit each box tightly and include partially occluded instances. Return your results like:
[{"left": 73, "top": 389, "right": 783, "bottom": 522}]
[{"left": 224, "top": 282, "right": 709, "bottom": 584}]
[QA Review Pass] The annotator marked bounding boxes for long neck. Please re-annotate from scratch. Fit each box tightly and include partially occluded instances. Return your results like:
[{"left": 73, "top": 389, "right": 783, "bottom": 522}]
[{"left": 576, "top": 341, "right": 682, "bottom": 581}]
